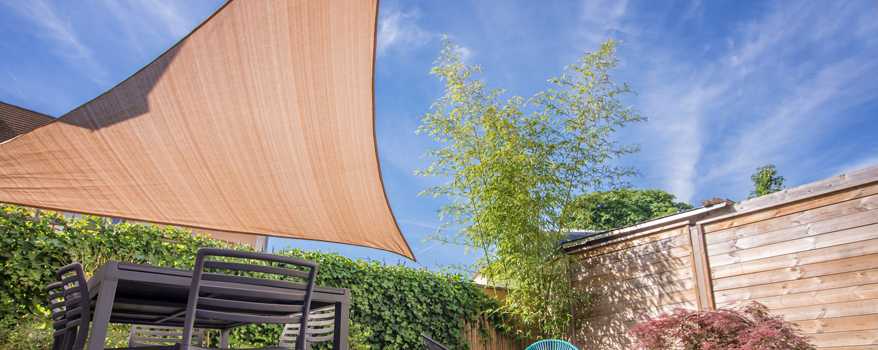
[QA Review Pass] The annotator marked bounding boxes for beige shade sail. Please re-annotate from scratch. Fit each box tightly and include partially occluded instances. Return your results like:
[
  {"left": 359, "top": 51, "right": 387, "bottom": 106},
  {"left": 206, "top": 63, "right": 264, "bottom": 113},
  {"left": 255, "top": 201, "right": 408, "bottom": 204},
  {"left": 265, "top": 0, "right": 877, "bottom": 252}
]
[{"left": 0, "top": 0, "right": 414, "bottom": 260}]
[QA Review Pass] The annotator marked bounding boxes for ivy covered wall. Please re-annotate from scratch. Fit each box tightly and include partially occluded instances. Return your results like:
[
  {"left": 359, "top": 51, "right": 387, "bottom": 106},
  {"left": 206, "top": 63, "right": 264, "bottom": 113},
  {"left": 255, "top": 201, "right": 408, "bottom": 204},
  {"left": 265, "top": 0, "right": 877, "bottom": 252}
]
[{"left": 0, "top": 205, "right": 506, "bottom": 349}]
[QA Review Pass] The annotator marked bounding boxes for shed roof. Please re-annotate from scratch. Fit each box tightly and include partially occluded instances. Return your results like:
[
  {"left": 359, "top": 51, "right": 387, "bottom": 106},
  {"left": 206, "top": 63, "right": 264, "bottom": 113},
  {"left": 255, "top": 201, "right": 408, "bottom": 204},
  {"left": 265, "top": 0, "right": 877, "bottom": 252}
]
[{"left": 0, "top": 101, "right": 56, "bottom": 144}]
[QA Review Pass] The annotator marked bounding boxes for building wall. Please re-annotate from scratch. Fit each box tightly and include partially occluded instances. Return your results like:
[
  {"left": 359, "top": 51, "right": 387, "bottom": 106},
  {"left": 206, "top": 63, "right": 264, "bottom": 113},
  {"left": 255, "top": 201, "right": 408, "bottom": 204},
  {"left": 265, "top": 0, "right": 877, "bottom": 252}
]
[{"left": 568, "top": 166, "right": 878, "bottom": 349}]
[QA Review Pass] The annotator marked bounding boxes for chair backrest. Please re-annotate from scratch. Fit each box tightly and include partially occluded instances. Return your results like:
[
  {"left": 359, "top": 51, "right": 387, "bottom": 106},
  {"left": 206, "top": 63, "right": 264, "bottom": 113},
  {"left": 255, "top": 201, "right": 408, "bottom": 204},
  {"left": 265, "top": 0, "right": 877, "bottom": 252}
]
[
  {"left": 45, "top": 281, "right": 67, "bottom": 350},
  {"left": 278, "top": 306, "right": 336, "bottom": 348},
  {"left": 181, "top": 248, "right": 318, "bottom": 350},
  {"left": 525, "top": 340, "right": 579, "bottom": 350},
  {"left": 57, "top": 263, "right": 91, "bottom": 350},
  {"left": 129, "top": 325, "right": 204, "bottom": 347},
  {"left": 421, "top": 334, "right": 451, "bottom": 350}
]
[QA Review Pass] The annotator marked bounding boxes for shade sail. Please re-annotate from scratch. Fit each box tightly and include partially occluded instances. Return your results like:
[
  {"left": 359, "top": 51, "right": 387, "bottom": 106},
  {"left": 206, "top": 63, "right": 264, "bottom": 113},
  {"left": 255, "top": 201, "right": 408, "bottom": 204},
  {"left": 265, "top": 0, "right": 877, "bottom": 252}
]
[{"left": 0, "top": 0, "right": 414, "bottom": 259}]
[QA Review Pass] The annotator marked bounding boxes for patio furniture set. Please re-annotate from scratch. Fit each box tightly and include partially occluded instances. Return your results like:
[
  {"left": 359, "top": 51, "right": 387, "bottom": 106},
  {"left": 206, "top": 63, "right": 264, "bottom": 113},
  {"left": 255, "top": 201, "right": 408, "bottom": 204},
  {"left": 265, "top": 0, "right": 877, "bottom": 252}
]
[
  {"left": 47, "top": 246, "right": 577, "bottom": 350},
  {"left": 45, "top": 248, "right": 348, "bottom": 350}
]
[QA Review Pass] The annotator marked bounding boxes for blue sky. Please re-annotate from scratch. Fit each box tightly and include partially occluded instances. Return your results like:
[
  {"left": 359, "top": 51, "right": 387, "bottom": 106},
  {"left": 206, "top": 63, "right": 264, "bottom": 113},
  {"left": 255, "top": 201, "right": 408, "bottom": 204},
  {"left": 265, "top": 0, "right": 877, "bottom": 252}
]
[{"left": 1, "top": 0, "right": 876, "bottom": 270}]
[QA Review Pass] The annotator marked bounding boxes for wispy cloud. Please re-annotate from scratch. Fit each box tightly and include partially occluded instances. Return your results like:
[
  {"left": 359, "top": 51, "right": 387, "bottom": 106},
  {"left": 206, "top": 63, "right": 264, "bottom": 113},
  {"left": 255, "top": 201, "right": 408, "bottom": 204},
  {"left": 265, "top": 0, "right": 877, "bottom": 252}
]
[
  {"left": 141, "top": 0, "right": 195, "bottom": 39},
  {"left": 6, "top": 70, "right": 28, "bottom": 101},
  {"left": 414, "top": 241, "right": 442, "bottom": 256},
  {"left": 98, "top": 0, "right": 204, "bottom": 60},
  {"left": 637, "top": 75, "right": 726, "bottom": 203},
  {"left": 619, "top": 0, "right": 878, "bottom": 203},
  {"left": 377, "top": 8, "right": 433, "bottom": 56},
  {"left": 2, "top": 0, "right": 106, "bottom": 83},
  {"left": 398, "top": 219, "right": 439, "bottom": 230},
  {"left": 700, "top": 2, "right": 878, "bottom": 189},
  {"left": 578, "top": 0, "right": 630, "bottom": 45}
]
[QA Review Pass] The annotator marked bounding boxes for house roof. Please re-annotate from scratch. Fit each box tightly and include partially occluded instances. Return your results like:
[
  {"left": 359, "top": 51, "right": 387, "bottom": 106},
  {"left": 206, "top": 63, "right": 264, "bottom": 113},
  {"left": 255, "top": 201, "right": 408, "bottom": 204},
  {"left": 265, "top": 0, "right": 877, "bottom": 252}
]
[
  {"left": 560, "top": 201, "right": 735, "bottom": 254},
  {"left": 0, "top": 101, "right": 56, "bottom": 144}
]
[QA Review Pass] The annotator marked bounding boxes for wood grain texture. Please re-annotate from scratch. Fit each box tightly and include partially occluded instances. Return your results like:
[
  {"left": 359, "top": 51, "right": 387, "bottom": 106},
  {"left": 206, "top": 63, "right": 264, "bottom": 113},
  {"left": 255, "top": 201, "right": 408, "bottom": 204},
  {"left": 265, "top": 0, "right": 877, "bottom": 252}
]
[
  {"left": 712, "top": 253, "right": 878, "bottom": 291},
  {"left": 461, "top": 317, "right": 523, "bottom": 350},
  {"left": 717, "top": 283, "right": 878, "bottom": 313},
  {"left": 796, "top": 314, "right": 878, "bottom": 334},
  {"left": 575, "top": 245, "right": 692, "bottom": 277},
  {"left": 716, "top": 165, "right": 878, "bottom": 223},
  {"left": 708, "top": 222, "right": 878, "bottom": 267},
  {"left": 705, "top": 194, "right": 878, "bottom": 249},
  {"left": 572, "top": 227, "right": 687, "bottom": 259},
  {"left": 810, "top": 329, "right": 878, "bottom": 348},
  {"left": 703, "top": 182, "right": 878, "bottom": 235},
  {"left": 711, "top": 237, "right": 878, "bottom": 279},
  {"left": 588, "top": 289, "right": 697, "bottom": 317},
  {"left": 714, "top": 268, "right": 878, "bottom": 304},
  {"left": 586, "top": 282, "right": 696, "bottom": 309},
  {"left": 575, "top": 262, "right": 694, "bottom": 290}
]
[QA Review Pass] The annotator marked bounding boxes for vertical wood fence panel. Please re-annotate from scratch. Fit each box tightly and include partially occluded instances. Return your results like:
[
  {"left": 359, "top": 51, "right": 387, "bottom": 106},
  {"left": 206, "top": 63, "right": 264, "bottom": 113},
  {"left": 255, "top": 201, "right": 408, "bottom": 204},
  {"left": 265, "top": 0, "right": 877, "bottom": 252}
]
[{"left": 462, "top": 316, "right": 525, "bottom": 350}]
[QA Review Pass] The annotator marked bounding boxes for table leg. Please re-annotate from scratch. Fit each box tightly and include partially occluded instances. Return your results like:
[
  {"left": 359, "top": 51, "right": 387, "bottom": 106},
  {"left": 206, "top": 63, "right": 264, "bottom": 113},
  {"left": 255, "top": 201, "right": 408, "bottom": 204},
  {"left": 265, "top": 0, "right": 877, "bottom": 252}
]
[
  {"left": 333, "top": 301, "right": 349, "bottom": 350},
  {"left": 221, "top": 329, "right": 231, "bottom": 348},
  {"left": 86, "top": 278, "right": 118, "bottom": 350}
]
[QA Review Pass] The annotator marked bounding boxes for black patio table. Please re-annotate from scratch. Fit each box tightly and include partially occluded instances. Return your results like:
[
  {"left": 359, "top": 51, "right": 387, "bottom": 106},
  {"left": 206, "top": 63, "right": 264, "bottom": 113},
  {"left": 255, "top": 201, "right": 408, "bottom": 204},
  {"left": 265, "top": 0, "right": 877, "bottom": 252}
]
[{"left": 85, "top": 260, "right": 350, "bottom": 350}]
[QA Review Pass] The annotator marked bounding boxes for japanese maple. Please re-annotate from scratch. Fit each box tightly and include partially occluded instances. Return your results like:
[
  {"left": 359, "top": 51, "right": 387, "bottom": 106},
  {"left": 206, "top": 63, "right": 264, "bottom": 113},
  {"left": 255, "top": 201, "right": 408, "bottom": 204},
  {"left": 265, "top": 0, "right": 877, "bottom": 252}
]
[{"left": 627, "top": 302, "right": 816, "bottom": 350}]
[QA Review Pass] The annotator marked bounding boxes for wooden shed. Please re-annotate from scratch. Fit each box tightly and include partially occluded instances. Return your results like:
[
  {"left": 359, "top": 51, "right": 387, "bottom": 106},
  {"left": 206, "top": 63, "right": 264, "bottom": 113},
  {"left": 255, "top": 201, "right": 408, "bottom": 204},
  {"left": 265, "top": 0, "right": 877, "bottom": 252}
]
[{"left": 562, "top": 165, "right": 878, "bottom": 349}]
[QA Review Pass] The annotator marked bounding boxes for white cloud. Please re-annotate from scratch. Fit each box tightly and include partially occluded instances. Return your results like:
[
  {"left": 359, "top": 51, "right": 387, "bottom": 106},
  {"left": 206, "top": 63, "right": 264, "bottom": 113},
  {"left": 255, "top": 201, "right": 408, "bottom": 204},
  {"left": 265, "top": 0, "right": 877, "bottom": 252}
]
[
  {"left": 98, "top": 0, "right": 206, "bottom": 60},
  {"left": 701, "top": 3, "right": 878, "bottom": 186},
  {"left": 623, "top": 1, "right": 878, "bottom": 202},
  {"left": 578, "top": 0, "right": 630, "bottom": 45},
  {"left": 142, "top": 0, "right": 195, "bottom": 39},
  {"left": 2, "top": 0, "right": 106, "bottom": 83},
  {"left": 377, "top": 9, "right": 433, "bottom": 56},
  {"left": 635, "top": 67, "right": 728, "bottom": 203}
]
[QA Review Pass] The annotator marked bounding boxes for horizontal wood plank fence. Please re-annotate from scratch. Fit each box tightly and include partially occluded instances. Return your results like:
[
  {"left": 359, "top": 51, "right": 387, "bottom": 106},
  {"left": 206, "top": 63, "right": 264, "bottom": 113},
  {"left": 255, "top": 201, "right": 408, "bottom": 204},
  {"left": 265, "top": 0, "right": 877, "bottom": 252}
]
[{"left": 564, "top": 165, "right": 878, "bottom": 349}]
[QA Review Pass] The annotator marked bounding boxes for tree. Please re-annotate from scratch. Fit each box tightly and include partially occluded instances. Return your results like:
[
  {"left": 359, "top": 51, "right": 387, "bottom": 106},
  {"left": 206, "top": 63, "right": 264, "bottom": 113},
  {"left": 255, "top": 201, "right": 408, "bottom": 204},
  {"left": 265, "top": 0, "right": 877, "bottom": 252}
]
[
  {"left": 749, "top": 164, "right": 785, "bottom": 199},
  {"left": 416, "top": 38, "right": 646, "bottom": 338},
  {"left": 627, "top": 302, "right": 816, "bottom": 350},
  {"left": 563, "top": 189, "right": 693, "bottom": 231}
]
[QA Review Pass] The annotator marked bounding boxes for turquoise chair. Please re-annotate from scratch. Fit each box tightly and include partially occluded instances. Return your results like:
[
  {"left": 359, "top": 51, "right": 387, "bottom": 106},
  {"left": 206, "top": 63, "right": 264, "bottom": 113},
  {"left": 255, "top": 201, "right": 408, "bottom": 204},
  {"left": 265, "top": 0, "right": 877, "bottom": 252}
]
[{"left": 525, "top": 339, "right": 579, "bottom": 350}]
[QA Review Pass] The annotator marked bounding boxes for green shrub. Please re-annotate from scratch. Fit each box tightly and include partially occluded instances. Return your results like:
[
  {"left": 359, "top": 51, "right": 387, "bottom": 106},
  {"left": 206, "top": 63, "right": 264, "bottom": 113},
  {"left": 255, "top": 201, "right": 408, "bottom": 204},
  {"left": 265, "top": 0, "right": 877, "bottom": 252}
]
[
  {"left": 0, "top": 205, "right": 505, "bottom": 349},
  {"left": 0, "top": 314, "right": 53, "bottom": 350}
]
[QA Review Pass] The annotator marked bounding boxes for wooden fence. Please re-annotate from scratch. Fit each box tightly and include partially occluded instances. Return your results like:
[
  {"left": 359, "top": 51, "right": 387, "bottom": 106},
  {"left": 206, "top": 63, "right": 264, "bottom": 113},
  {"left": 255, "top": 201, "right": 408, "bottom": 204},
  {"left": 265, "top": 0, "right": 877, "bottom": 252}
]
[
  {"left": 462, "top": 316, "right": 526, "bottom": 350},
  {"left": 563, "top": 165, "right": 878, "bottom": 349}
]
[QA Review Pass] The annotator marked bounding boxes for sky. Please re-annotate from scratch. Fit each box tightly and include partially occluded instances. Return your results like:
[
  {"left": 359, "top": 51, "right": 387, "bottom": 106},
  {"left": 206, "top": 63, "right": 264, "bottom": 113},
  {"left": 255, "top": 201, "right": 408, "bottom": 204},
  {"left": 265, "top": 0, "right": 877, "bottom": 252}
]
[{"left": 1, "top": 0, "right": 876, "bottom": 271}]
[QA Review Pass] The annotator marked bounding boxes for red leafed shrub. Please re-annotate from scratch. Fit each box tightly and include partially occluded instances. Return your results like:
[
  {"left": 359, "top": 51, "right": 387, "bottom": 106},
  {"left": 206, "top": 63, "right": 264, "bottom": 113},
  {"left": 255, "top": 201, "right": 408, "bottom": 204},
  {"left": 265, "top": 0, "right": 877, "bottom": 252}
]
[{"left": 627, "top": 302, "right": 816, "bottom": 350}]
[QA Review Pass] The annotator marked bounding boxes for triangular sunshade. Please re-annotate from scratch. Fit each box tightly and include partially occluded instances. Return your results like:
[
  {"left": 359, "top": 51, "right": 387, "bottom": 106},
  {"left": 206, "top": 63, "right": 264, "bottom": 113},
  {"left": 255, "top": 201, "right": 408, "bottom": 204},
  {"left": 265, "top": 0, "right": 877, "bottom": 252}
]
[{"left": 0, "top": 0, "right": 414, "bottom": 260}]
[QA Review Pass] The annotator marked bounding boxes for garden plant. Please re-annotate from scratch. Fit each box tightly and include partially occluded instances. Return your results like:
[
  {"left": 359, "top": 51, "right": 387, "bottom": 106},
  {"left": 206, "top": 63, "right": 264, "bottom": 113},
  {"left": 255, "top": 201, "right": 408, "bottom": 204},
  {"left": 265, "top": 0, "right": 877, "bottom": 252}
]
[{"left": 0, "top": 204, "right": 508, "bottom": 350}]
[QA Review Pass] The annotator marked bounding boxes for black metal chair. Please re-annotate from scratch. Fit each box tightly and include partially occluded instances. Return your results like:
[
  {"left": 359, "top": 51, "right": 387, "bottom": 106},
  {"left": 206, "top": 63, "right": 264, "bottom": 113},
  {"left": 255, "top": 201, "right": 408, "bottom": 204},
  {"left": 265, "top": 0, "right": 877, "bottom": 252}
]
[
  {"left": 180, "top": 248, "right": 319, "bottom": 350},
  {"left": 127, "top": 325, "right": 204, "bottom": 348},
  {"left": 278, "top": 306, "right": 336, "bottom": 349},
  {"left": 57, "top": 263, "right": 91, "bottom": 350},
  {"left": 421, "top": 334, "right": 451, "bottom": 350},
  {"left": 46, "top": 281, "right": 67, "bottom": 350}
]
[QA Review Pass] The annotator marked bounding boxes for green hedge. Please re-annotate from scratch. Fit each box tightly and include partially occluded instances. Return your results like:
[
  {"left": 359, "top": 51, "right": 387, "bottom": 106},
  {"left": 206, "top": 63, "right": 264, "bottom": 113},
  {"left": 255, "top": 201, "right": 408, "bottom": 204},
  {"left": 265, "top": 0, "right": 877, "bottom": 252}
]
[{"left": 0, "top": 205, "right": 506, "bottom": 349}]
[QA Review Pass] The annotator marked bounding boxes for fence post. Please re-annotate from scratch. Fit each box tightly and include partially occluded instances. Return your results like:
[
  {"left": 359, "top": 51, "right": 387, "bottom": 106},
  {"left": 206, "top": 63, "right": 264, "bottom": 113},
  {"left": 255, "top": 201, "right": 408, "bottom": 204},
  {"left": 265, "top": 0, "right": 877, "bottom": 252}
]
[{"left": 687, "top": 222, "right": 715, "bottom": 310}]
